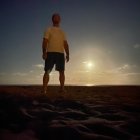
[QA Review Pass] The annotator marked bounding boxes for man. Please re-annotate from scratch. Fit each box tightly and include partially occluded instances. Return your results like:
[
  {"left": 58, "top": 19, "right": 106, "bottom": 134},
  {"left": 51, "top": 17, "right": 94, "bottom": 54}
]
[{"left": 42, "top": 13, "right": 69, "bottom": 94}]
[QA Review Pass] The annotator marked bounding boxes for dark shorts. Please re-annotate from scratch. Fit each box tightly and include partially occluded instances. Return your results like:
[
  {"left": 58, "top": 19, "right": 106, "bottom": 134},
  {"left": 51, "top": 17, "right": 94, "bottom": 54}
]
[{"left": 44, "top": 52, "right": 65, "bottom": 72}]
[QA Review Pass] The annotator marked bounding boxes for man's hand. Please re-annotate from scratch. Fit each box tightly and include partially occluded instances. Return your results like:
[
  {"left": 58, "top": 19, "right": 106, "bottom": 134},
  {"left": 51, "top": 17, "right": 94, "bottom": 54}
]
[
  {"left": 42, "top": 52, "right": 47, "bottom": 60},
  {"left": 66, "top": 55, "right": 69, "bottom": 62}
]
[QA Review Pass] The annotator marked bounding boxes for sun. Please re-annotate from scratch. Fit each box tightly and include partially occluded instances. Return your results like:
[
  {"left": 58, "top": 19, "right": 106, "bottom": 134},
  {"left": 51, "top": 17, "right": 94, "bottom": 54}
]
[
  {"left": 87, "top": 62, "right": 93, "bottom": 68},
  {"left": 83, "top": 61, "right": 95, "bottom": 69}
]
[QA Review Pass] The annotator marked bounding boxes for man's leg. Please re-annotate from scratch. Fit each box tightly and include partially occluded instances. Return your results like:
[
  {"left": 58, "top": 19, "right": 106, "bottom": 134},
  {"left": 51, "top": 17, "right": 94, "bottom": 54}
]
[
  {"left": 43, "top": 71, "right": 49, "bottom": 93},
  {"left": 59, "top": 71, "right": 65, "bottom": 91}
]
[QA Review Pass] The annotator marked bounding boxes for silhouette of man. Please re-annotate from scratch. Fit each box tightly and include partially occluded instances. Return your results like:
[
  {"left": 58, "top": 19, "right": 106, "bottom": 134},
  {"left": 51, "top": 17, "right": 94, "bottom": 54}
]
[{"left": 42, "top": 13, "right": 69, "bottom": 94}]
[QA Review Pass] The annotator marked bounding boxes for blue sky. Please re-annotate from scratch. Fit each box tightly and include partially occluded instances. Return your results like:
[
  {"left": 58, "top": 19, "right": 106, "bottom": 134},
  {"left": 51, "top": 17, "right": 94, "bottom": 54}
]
[{"left": 0, "top": 0, "right": 140, "bottom": 85}]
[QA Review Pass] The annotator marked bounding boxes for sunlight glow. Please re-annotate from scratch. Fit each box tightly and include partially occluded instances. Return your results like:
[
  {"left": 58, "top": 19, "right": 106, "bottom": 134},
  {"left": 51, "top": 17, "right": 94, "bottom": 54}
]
[
  {"left": 83, "top": 61, "right": 95, "bottom": 69},
  {"left": 87, "top": 62, "right": 93, "bottom": 68}
]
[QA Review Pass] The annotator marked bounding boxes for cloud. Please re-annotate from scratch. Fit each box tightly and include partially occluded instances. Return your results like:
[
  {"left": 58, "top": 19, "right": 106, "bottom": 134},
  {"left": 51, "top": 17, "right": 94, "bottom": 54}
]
[
  {"left": 117, "top": 64, "right": 130, "bottom": 71},
  {"left": 12, "top": 72, "right": 27, "bottom": 76},
  {"left": 109, "top": 64, "right": 130, "bottom": 74},
  {"left": 133, "top": 44, "right": 140, "bottom": 49},
  {"left": 122, "top": 72, "right": 140, "bottom": 76},
  {"left": 33, "top": 64, "right": 44, "bottom": 68}
]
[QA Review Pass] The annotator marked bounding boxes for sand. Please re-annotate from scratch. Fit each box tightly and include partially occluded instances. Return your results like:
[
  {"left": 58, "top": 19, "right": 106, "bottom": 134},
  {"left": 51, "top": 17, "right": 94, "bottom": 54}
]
[{"left": 0, "top": 85, "right": 140, "bottom": 140}]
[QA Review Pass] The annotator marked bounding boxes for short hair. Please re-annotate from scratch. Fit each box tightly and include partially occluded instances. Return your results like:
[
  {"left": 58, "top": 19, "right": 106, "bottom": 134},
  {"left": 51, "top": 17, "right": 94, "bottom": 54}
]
[{"left": 52, "top": 13, "right": 60, "bottom": 21}]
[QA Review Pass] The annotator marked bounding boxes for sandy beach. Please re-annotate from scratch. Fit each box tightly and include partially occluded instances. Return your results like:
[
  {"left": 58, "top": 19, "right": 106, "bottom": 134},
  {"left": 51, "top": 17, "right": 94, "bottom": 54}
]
[{"left": 0, "top": 85, "right": 140, "bottom": 140}]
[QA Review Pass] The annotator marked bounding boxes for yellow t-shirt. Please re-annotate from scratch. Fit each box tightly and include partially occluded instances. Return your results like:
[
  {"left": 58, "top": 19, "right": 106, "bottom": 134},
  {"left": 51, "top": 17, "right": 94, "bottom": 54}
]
[{"left": 44, "top": 27, "right": 66, "bottom": 53}]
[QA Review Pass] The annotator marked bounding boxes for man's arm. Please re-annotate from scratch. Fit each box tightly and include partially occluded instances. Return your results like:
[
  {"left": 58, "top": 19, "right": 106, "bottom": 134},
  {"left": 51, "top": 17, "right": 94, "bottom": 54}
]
[
  {"left": 42, "top": 38, "right": 48, "bottom": 60},
  {"left": 64, "top": 40, "right": 69, "bottom": 62}
]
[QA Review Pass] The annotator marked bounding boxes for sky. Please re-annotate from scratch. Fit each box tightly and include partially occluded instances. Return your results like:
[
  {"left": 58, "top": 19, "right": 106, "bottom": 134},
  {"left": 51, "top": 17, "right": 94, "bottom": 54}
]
[{"left": 0, "top": 0, "right": 140, "bottom": 85}]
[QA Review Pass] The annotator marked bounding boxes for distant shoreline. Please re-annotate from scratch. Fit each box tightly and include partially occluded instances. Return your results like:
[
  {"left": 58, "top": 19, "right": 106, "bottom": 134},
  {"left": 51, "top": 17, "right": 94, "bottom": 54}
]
[{"left": 0, "top": 84, "right": 140, "bottom": 87}]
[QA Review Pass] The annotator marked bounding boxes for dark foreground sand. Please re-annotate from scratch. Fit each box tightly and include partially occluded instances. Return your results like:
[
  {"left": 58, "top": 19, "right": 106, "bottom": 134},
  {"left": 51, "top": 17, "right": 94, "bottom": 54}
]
[{"left": 0, "top": 85, "right": 140, "bottom": 140}]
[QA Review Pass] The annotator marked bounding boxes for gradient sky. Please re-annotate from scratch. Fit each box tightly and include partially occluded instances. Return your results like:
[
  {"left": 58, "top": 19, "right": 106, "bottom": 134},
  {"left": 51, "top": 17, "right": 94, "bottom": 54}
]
[{"left": 0, "top": 0, "right": 140, "bottom": 85}]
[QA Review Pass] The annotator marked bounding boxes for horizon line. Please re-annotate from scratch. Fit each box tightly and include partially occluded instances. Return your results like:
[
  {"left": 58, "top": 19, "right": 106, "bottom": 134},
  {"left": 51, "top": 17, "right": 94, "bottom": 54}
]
[{"left": 0, "top": 84, "right": 140, "bottom": 87}]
